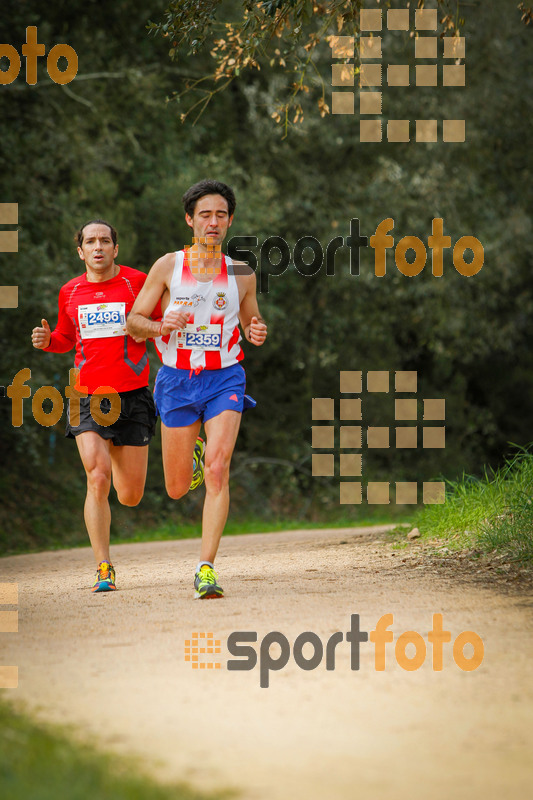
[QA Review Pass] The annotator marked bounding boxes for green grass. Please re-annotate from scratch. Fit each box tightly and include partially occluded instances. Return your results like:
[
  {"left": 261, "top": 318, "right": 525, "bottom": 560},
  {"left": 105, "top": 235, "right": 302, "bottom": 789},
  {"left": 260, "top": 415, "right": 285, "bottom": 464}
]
[
  {"left": 1, "top": 499, "right": 411, "bottom": 556},
  {"left": 0, "top": 700, "right": 227, "bottom": 800},
  {"left": 126, "top": 511, "right": 403, "bottom": 544},
  {"left": 409, "top": 448, "right": 533, "bottom": 561}
]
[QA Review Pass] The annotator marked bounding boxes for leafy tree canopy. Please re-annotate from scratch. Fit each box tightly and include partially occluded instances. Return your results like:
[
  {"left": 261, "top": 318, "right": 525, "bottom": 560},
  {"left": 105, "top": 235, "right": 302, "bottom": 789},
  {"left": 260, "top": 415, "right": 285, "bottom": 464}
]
[{"left": 149, "top": 0, "right": 530, "bottom": 130}]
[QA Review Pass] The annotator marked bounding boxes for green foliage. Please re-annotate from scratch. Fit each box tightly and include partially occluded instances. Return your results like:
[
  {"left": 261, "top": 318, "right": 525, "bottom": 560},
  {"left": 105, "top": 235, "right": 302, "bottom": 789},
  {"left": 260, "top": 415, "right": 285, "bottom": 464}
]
[
  {"left": 147, "top": 0, "right": 224, "bottom": 56},
  {"left": 0, "top": 0, "right": 532, "bottom": 552},
  {"left": 123, "top": 510, "right": 403, "bottom": 544},
  {"left": 148, "top": 0, "right": 483, "bottom": 127},
  {"left": 479, "top": 451, "right": 533, "bottom": 561},
  {"left": 0, "top": 701, "right": 224, "bottom": 800},
  {"left": 410, "top": 448, "right": 533, "bottom": 561}
]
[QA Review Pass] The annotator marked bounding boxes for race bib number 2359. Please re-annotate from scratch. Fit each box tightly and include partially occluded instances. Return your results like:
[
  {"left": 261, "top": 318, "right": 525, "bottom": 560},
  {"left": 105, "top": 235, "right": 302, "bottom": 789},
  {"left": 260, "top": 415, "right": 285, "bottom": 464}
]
[{"left": 176, "top": 323, "right": 222, "bottom": 351}]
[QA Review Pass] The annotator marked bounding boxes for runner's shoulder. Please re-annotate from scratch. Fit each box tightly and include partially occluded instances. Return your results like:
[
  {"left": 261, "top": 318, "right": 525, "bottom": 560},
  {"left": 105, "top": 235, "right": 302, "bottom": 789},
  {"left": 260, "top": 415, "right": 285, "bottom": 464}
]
[
  {"left": 58, "top": 272, "right": 89, "bottom": 297},
  {"left": 118, "top": 264, "right": 145, "bottom": 278},
  {"left": 149, "top": 251, "right": 176, "bottom": 276},
  {"left": 62, "top": 271, "right": 88, "bottom": 287},
  {"left": 117, "top": 264, "right": 150, "bottom": 287}
]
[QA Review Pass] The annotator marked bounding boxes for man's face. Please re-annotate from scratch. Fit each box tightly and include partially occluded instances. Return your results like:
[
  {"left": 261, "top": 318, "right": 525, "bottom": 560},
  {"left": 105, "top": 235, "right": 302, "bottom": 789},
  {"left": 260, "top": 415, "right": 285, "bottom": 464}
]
[
  {"left": 185, "top": 194, "right": 233, "bottom": 247},
  {"left": 77, "top": 223, "right": 118, "bottom": 273}
]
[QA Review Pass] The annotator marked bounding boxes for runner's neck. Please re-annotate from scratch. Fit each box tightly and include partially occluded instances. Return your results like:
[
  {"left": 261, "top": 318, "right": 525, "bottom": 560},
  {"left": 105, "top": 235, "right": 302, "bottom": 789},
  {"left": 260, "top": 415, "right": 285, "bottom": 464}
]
[{"left": 86, "top": 263, "right": 121, "bottom": 283}]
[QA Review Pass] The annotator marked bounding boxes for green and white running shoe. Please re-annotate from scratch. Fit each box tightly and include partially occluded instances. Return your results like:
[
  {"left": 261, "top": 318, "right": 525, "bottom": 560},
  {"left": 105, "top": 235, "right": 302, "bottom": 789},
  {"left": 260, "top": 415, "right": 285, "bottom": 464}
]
[
  {"left": 190, "top": 437, "right": 205, "bottom": 491},
  {"left": 194, "top": 564, "right": 224, "bottom": 599}
]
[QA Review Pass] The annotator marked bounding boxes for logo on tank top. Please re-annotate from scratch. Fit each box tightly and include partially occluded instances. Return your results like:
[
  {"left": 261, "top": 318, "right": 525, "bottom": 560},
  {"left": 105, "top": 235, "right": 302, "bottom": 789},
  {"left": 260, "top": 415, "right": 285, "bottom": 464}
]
[
  {"left": 213, "top": 292, "right": 228, "bottom": 310},
  {"left": 173, "top": 293, "right": 205, "bottom": 308}
]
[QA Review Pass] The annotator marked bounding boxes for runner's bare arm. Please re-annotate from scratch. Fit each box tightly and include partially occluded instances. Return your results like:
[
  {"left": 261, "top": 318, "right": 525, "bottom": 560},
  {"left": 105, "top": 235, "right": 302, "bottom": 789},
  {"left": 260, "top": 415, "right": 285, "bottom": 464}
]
[
  {"left": 238, "top": 271, "right": 267, "bottom": 346},
  {"left": 127, "top": 254, "right": 189, "bottom": 340}
]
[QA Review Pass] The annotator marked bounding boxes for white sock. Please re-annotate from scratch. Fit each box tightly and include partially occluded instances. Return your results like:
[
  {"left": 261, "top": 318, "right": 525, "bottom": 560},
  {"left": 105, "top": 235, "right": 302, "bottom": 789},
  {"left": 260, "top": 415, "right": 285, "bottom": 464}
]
[{"left": 196, "top": 560, "right": 214, "bottom": 572}]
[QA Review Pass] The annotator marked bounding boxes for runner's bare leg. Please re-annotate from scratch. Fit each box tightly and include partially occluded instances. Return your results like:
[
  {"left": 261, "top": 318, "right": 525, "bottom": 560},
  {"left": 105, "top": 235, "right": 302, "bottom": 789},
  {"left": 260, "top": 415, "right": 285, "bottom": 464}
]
[
  {"left": 110, "top": 443, "right": 149, "bottom": 506},
  {"left": 76, "top": 433, "right": 150, "bottom": 564},
  {"left": 201, "top": 409, "right": 242, "bottom": 563},
  {"left": 75, "top": 432, "right": 113, "bottom": 565},
  {"left": 161, "top": 420, "right": 201, "bottom": 499}
]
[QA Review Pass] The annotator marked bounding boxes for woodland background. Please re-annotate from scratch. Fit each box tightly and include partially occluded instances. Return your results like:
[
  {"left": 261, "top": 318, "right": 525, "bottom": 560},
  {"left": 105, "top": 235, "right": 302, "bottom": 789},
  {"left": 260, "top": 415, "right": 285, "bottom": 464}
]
[{"left": 0, "top": 0, "right": 531, "bottom": 551}]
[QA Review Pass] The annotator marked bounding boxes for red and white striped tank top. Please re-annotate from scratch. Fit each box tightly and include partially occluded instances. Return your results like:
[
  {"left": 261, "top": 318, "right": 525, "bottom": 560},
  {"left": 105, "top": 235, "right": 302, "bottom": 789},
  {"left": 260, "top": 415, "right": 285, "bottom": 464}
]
[{"left": 154, "top": 250, "right": 244, "bottom": 370}]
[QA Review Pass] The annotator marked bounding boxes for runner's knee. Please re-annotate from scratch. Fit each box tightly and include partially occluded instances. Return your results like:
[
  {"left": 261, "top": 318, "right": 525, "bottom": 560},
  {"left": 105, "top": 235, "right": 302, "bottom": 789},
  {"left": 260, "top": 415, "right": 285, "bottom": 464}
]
[
  {"left": 205, "top": 455, "right": 231, "bottom": 493},
  {"left": 86, "top": 466, "right": 111, "bottom": 498},
  {"left": 165, "top": 479, "right": 190, "bottom": 500},
  {"left": 116, "top": 486, "right": 143, "bottom": 507}
]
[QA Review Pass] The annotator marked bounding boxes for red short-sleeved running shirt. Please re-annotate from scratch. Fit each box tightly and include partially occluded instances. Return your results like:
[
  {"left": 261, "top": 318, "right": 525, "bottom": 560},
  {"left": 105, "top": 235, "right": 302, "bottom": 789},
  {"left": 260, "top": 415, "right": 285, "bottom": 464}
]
[{"left": 44, "top": 265, "right": 153, "bottom": 394}]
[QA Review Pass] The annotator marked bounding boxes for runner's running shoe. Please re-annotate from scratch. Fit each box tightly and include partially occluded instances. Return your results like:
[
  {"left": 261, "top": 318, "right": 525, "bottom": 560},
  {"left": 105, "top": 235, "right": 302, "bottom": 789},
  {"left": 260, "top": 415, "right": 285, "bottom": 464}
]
[
  {"left": 190, "top": 436, "right": 205, "bottom": 490},
  {"left": 194, "top": 564, "right": 224, "bottom": 599},
  {"left": 92, "top": 561, "right": 116, "bottom": 592}
]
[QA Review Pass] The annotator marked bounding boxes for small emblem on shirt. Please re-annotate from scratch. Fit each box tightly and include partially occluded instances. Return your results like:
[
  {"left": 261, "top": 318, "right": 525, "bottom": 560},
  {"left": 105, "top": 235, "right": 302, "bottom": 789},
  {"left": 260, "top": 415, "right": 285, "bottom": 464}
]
[{"left": 213, "top": 292, "right": 228, "bottom": 310}]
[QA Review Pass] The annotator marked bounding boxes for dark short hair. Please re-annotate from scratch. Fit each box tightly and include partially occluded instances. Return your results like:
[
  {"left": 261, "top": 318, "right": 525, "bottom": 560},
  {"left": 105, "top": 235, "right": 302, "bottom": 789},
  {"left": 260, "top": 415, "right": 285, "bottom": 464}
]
[
  {"left": 182, "top": 179, "right": 236, "bottom": 218},
  {"left": 75, "top": 219, "right": 117, "bottom": 248}
]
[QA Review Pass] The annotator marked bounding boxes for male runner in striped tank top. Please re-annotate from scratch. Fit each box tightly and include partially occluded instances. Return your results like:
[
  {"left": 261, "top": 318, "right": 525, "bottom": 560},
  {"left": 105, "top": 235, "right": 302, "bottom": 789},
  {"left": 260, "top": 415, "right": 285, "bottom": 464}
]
[{"left": 127, "top": 180, "right": 267, "bottom": 598}]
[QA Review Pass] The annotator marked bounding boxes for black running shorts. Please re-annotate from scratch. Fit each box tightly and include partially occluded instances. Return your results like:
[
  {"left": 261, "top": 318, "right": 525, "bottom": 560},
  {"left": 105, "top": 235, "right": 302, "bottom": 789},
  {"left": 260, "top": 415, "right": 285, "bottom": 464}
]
[{"left": 65, "top": 386, "right": 157, "bottom": 446}]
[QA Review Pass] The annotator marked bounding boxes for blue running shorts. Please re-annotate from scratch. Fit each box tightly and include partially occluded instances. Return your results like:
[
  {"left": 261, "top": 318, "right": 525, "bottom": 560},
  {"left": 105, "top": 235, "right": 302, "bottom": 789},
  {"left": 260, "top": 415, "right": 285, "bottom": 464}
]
[{"left": 154, "top": 363, "right": 256, "bottom": 427}]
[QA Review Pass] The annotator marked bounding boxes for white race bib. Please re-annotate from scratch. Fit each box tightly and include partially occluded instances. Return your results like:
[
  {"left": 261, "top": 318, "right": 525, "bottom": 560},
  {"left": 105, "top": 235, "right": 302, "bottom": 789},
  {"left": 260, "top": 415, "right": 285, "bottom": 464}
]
[
  {"left": 176, "top": 323, "right": 222, "bottom": 351},
  {"left": 78, "top": 302, "right": 126, "bottom": 339}
]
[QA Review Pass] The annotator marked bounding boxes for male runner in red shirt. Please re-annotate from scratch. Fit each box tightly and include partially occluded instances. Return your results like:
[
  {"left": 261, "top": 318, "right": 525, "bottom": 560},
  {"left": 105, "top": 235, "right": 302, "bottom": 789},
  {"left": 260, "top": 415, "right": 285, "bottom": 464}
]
[
  {"left": 127, "top": 180, "right": 267, "bottom": 599},
  {"left": 32, "top": 220, "right": 162, "bottom": 592}
]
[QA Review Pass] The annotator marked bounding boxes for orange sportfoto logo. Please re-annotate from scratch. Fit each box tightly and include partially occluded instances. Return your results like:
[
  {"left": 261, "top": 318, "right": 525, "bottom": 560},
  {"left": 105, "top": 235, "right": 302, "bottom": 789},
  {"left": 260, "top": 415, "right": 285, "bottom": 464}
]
[
  {"left": 0, "top": 27, "right": 78, "bottom": 86},
  {"left": 186, "top": 613, "right": 484, "bottom": 688}
]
